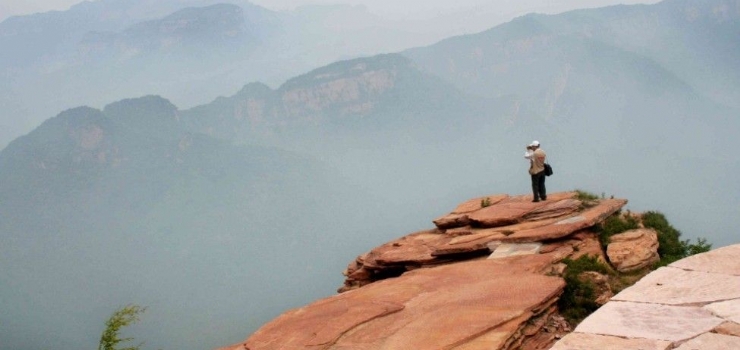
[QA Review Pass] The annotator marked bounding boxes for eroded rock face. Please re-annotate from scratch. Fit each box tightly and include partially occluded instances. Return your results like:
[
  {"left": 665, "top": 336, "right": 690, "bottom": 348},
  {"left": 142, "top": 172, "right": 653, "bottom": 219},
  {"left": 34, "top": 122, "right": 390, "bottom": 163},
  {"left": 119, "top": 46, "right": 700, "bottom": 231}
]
[{"left": 606, "top": 228, "right": 660, "bottom": 272}]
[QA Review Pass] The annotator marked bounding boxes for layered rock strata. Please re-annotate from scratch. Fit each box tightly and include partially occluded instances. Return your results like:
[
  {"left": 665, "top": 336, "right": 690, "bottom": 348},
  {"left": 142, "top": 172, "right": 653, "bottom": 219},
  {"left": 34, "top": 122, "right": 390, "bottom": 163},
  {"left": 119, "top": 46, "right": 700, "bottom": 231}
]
[
  {"left": 222, "top": 192, "right": 644, "bottom": 350},
  {"left": 341, "top": 192, "right": 626, "bottom": 291}
]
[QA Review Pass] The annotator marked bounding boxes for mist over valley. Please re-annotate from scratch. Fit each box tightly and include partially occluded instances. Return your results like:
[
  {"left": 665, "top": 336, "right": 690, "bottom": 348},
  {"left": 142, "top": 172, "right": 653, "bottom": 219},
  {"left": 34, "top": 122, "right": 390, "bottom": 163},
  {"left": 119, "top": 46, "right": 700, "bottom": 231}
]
[{"left": 1, "top": 0, "right": 739, "bottom": 349}]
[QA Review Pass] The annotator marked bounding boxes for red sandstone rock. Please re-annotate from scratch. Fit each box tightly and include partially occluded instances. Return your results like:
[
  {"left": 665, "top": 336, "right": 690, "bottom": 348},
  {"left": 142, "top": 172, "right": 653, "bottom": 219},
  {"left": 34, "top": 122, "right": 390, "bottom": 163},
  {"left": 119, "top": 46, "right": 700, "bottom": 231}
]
[
  {"left": 467, "top": 200, "right": 548, "bottom": 227},
  {"left": 569, "top": 232, "right": 608, "bottom": 263},
  {"left": 501, "top": 199, "right": 627, "bottom": 243},
  {"left": 606, "top": 229, "right": 660, "bottom": 272},
  {"left": 227, "top": 193, "right": 670, "bottom": 350},
  {"left": 524, "top": 199, "right": 582, "bottom": 221},
  {"left": 230, "top": 258, "right": 565, "bottom": 350},
  {"left": 433, "top": 213, "right": 470, "bottom": 229}
]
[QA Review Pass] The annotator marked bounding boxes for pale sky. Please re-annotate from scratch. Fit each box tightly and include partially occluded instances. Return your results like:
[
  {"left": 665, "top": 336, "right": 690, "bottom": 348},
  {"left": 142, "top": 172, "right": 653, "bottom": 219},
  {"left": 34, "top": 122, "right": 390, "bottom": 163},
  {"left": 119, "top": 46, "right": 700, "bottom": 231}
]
[{"left": 1, "top": 0, "right": 662, "bottom": 23}]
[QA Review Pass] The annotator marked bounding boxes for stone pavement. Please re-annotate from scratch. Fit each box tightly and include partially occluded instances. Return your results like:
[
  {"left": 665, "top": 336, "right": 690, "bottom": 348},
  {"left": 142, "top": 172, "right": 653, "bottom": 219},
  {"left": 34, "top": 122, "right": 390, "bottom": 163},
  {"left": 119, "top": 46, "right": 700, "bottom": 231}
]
[{"left": 550, "top": 244, "right": 740, "bottom": 350}]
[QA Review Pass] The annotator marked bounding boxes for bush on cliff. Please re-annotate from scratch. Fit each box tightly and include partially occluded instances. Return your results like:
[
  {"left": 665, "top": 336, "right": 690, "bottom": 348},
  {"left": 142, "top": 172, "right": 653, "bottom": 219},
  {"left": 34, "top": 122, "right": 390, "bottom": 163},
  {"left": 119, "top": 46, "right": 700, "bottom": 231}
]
[
  {"left": 596, "top": 213, "right": 639, "bottom": 247},
  {"left": 558, "top": 255, "right": 610, "bottom": 324},
  {"left": 642, "top": 211, "right": 712, "bottom": 265}
]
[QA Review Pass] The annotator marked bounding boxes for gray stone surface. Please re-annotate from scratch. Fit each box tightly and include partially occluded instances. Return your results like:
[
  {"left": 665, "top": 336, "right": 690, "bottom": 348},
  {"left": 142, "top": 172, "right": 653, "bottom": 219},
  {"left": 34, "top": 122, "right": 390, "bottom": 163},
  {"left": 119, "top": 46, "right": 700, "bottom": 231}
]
[
  {"left": 574, "top": 301, "right": 723, "bottom": 342},
  {"left": 670, "top": 244, "right": 740, "bottom": 276},
  {"left": 550, "top": 333, "right": 672, "bottom": 350},
  {"left": 673, "top": 332, "right": 740, "bottom": 349},
  {"left": 612, "top": 267, "right": 740, "bottom": 305},
  {"left": 487, "top": 243, "right": 542, "bottom": 259},
  {"left": 705, "top": 299, "right": 740, "bottom": 324}
]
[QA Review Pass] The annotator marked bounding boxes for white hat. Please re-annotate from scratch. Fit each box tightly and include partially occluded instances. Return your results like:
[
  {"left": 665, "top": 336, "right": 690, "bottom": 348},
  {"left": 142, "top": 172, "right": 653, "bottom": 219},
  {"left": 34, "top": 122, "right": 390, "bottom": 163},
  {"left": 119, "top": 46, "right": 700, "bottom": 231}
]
[{"left": 529, "top": 140, "right": 540, "bottom": 147}]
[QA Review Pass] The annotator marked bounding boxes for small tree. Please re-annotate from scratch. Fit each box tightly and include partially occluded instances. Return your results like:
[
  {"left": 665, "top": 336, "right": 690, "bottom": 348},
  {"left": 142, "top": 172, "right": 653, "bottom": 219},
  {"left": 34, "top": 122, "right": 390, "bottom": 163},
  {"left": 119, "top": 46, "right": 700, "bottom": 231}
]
[{"left": 98, "top": 304, "right": 147, "bottom": 350}]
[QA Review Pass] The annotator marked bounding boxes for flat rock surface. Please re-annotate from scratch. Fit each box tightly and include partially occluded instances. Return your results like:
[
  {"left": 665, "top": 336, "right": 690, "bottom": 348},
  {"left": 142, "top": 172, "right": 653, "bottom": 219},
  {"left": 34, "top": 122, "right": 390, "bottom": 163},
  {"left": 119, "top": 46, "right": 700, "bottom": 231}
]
[
  {"left": 705, "top": 299, "right": 740, "bottom": 324},
  {"left": 501, "top": 199, "right": 627, "bottom": 243},
  {"left": 612, "top": 267, "right": 740, "bottom": 305},
  {"left": 573, "top": 301, "right": 723, "bottom": 342},
  {"left": 550, "top": 333, "right": 672, "bottom": 350},
  {"left": 673, "top": 332, "right": 740, "bottom": 350},
  {"left": 670, "top": 244, "right": 740, "bottom": 275},
  {"left": 231, "top": 259, "right": 565, "bottom": 350},
  {"left": 467, "top": 200, "right": 548, "bottom": 227}
]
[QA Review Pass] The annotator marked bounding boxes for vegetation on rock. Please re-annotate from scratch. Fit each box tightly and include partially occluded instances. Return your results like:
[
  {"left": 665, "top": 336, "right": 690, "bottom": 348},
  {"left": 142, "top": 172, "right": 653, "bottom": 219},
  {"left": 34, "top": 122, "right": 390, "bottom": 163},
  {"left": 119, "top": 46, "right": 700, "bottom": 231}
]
[
  {"left": 480, "top": 197, "right": 492, "bottom": 208},
  {"left": 574, "top": 190, "right": 599, "bottom": 201},
  {"left": 560, "top": 208, "right": 712, "bottom": 325},
  {"left": 558, "top": 255, "right": 611, "bottom": 324},
  {"left": 642, "top": 211, "right": 712, "bottom": 266},
  {"left": 596, "top": 213, "right": 639, "bottom": 247}
]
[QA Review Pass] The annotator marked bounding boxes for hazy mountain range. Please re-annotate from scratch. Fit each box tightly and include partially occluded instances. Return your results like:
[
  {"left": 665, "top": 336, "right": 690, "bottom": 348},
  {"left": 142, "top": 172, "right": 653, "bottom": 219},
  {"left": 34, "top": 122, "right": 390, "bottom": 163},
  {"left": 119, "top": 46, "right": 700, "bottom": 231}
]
[
  {"left": 1, "top": 0, "right": 739, "bottom": 349},
  {"left": 0, "top": 0, "right": 485, "bottom": 150}
]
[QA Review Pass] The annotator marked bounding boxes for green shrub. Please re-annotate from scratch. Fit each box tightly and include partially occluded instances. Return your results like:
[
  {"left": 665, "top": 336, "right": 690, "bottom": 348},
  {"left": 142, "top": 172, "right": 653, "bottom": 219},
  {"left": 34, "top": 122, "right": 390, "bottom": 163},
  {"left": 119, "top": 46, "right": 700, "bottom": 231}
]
[
  {"left": 642, "top": 211, "right": 712, "bottom": 266},
  {"left": 480, "top": 197, "right": 492, "bottom": 208},
  {"left": 562, "top": 255, "right": 610, "bottom": 276},
  {"left": 558, "top": 255, "right": 610, "bottom": 324},
  {"left": 685, "top": 238, "right": 712, "bottom": 256},
  {"left": 574, "top": 190, "right": 599, "bottom": 201},
  {"left": 597, "top": 214, "right": 639, "bottom": 247}
]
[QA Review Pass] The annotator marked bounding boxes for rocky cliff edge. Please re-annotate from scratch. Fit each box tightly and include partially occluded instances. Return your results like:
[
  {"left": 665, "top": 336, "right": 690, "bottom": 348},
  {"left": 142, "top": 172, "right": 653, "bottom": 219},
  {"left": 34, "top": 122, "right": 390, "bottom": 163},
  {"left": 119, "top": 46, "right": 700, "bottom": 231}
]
[{"left": 221, "top": 191, "right": 681, "bottom": 350}]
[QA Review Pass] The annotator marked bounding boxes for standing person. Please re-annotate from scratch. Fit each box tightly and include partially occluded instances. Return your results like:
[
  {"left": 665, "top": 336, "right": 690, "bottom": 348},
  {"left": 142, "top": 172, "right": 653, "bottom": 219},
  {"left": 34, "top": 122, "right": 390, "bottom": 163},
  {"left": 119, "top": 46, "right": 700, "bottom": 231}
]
[{"left": 524, "top": 140, "right": 547, "bottom": 202}]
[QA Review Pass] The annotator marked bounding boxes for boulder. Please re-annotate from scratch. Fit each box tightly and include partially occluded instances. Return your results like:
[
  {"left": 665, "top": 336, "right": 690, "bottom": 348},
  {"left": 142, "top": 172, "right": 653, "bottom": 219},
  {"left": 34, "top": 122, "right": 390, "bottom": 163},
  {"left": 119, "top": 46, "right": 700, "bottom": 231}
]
[{"left": 606, "top": 228, "right": 660, "bottom": 272}]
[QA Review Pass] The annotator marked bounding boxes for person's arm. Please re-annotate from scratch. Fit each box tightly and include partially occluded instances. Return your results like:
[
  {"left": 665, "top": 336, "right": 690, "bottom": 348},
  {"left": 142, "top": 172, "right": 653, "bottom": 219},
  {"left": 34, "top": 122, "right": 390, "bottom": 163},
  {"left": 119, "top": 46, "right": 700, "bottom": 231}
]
[{"left": 524, "top": 149, "right": 534, "bottom": 159}]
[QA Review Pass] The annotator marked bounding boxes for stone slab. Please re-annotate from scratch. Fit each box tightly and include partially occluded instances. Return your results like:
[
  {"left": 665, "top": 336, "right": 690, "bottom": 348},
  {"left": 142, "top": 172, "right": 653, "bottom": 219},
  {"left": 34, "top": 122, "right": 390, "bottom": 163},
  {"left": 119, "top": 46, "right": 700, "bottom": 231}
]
[
  {"left": 574, "top": 301, "right": 723, "bottom": 342},
  {"left": 673, "top": 332, "right": 740, "bottom": 350},
  {"left": 550, "top": 332, "right": 672, "bottom": 350},
  {"left": 501, "top": 199, "right": 627, "bottom": 243},
  {"left": 488, "top": 243, "right": 542, "bottom": 259},
  {"left": 523, "top": 199, "right": 582, "bottom": 221},
  {"left": 240, "top": 259, "right": 565, "bottom": 350},
  {"left": 670, "top": 244, "right": 740, "bottom": 276},
  {"left": 613, "top": 267, "right": 740, "bottom": 305},
  {"left": 467, "top": 201, "right": 546, "bottom": 228},
  {"left": 433, "top": 213, "right": 470, "bottom": 229},
  {"left": 705, "top": 299, "right": 740, "bottom": 324}
]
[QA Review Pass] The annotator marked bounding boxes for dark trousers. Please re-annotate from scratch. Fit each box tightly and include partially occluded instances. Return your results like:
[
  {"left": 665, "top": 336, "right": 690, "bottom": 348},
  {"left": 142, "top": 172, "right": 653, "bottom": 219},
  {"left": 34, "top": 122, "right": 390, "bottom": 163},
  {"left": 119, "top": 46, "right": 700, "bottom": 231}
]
[{"left": 531, "top": 172, "right": 547, "bottom": 201}]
